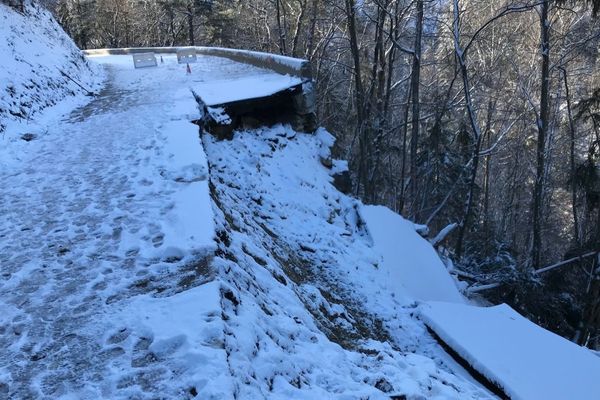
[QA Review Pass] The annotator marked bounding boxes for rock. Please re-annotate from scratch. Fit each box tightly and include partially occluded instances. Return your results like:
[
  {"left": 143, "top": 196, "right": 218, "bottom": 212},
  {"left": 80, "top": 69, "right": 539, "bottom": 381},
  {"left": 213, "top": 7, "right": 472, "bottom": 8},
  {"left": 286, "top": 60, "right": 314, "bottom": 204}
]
[
  {"left": 209, "top": 123, "right": 234, "bottom": 141},
  {"left": 241, "top": 115, "right": 261, "bottom": 130},
  {"left": 299, "top": 243, "right": 316, "bottom": 253},
  {"left": 375, "top": 377, "right": 394, "bottom": 393},
  {"left": 294, "top": 112, "right": 317, "bottom": 133},
  {"left": 332, "top": 171, "right": 352, "bottom": 194},
  {"left": 320, "top": 156, "right": 333, "bottom": 169},
  {"left": 20, "top": 133, "right": 37, "bottom": 141}
]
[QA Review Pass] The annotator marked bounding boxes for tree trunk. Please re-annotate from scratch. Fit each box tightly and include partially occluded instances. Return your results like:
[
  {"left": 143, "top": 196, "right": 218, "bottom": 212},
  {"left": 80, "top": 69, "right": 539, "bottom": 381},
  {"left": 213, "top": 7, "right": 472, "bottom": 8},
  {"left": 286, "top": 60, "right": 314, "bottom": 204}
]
[
  {"left": 291, "top": 0, "right": 306, "bottom": 57},
  {"left": 399, "top": 86, "right": 411, "bottom": 214},
  {"left": 306, "top": 0, "right": 318, "bottom": 58},
  {"left": 276, "top": 0, "right": 287, "bottom": 54},
  {"left": 452, "top": 0, "right": 484, "bottom": 260},
  {"left": 531, "top": 0, "right": 550, "bottom": 269},
  {"left": 482, "top": 101, "right": 493, "bottom": 235},
  {"left": 561, "top": 68, "right": 580, "bottom": 245},
  {"left": 345, "top": 0, "right": 367, "bottom": 197},
  {"left": 409, "top": 0, "right": 423, "bottom": 217},
  {"left": 187, "top": 2, "right": 195, "bottom": 46}
]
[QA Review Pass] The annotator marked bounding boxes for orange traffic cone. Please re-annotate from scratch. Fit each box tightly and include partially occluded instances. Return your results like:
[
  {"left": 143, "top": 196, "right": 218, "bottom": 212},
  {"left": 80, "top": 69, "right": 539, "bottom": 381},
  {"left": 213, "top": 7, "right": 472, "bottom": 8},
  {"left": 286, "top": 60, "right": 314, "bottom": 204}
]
[{"left": 186, "top": 63, "right": 192, "bottom": 74}]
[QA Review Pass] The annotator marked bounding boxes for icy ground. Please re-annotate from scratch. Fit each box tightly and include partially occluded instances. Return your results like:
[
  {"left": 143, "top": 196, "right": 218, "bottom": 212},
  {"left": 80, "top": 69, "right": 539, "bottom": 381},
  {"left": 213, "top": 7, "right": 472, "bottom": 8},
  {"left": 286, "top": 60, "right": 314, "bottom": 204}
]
[
  {"left": 0, "top": 52, "right": 498, "bottom": 399},
  {"left": 0, "top": 55, "right": 229, "bottom": 398}
]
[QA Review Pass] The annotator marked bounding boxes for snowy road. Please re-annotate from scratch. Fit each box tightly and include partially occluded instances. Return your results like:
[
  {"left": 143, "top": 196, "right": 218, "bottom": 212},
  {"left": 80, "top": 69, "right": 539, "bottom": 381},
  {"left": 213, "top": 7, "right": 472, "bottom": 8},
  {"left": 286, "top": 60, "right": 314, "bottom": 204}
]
[{"left": 0, "top": 55, "right": 276, "bottom": 398}]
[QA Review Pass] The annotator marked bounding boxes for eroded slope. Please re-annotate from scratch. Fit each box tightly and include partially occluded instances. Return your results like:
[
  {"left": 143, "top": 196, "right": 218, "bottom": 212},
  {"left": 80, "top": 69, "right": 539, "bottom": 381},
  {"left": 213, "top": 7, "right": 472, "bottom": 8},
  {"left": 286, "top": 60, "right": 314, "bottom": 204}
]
[{"left": 205, "top": 125, "right": 493, "bottom": 399}]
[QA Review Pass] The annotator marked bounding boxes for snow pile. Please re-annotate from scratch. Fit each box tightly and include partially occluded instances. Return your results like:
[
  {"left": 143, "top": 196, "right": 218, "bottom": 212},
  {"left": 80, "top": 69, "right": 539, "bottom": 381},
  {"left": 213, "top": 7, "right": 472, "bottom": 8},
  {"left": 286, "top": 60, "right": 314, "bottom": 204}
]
[
  {"left": 0, "top": 1, "right": 101, "bottom": 162},
  {"left": 204, "top": 125, "right": 492, "bottom": 399},
  {"left": 420, "top": 301, "right": 600, "bottom": 399},
  {"left": 108, "top": 281, "right": 232, "bottom": 398},
  {"left": 361, "top": 205, "right": 464, "bottom": 303}
]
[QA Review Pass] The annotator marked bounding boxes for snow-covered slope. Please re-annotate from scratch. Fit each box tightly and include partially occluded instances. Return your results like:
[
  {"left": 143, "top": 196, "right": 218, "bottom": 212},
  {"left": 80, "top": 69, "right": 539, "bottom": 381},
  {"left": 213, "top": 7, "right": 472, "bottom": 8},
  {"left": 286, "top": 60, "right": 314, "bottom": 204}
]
[
  {"left": 0, "top": 1, "right": 100, "bottom": 139},
  {"left": 204, "top": 125, "right": 493, "bottom": 399}
]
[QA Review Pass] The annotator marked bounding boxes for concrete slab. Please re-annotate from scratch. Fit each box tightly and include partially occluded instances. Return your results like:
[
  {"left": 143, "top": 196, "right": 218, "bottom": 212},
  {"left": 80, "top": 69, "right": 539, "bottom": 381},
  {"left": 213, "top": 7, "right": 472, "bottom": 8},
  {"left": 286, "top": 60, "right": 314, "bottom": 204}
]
[{"left": 420, "top": 301, "right": 600, "bottom": 400}]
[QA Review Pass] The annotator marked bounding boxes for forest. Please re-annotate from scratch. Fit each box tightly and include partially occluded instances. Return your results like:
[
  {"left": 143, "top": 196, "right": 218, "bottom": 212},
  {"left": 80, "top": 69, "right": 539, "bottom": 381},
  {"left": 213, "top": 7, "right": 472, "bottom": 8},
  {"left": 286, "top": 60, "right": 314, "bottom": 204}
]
[{"left": 48, "top": 0, "right": 600, "bottom": 348}]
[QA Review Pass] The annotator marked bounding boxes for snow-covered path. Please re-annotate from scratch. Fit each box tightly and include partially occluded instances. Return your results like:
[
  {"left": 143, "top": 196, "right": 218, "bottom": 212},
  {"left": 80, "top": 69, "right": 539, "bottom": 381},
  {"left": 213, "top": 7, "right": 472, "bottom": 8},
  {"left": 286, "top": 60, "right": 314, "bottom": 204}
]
[{"left": 0, "top": 55, "right": 274, "bottom": 398}]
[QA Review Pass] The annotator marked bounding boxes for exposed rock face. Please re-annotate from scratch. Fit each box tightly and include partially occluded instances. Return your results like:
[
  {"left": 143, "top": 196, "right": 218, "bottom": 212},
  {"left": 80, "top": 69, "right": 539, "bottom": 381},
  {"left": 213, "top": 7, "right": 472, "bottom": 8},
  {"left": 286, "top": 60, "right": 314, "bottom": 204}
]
[{"left": 333, "top": 170, "right": 352, "bottom": 194}]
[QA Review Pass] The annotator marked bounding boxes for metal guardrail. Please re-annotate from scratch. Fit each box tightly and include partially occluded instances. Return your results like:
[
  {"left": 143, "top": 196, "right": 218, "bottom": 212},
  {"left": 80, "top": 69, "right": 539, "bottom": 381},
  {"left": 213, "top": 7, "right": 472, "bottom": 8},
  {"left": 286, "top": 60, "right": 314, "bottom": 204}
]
[{"left": 82, "top": 47, "right": 312, "bottom": 80}]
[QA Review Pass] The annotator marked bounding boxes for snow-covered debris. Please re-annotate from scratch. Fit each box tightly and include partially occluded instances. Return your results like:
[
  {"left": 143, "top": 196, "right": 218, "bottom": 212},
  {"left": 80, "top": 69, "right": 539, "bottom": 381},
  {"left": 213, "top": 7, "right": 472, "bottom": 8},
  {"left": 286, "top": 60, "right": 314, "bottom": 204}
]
[
  {"left": 0, "top": 2, "right": 100, "bottom": 135},
  {"left": 361, "top": 205, "right": 465, "bottom": 303},
  {"left": 420, "top": 301, "right": 600, "bottom": 400},
  {"left": 205, "top": 125, "right": 494, "bottom": 399}
]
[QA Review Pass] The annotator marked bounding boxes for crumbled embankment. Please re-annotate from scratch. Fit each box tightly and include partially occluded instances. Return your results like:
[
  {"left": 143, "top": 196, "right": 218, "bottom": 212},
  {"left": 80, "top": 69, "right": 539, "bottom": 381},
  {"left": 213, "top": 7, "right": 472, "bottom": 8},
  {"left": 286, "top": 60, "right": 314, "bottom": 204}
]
[{"left": 203, "top": 125, "right": 493, "bottom": 399}]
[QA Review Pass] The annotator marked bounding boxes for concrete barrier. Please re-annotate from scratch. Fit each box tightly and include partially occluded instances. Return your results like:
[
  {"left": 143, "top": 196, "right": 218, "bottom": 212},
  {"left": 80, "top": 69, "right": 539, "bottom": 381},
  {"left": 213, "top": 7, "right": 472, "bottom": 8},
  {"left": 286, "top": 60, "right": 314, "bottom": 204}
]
[
  {"left": 82, "top": 47, "right": 311, "bottom": 79},
  {"left": 196, "top": 47, "right": 311, "bottom": 79}
]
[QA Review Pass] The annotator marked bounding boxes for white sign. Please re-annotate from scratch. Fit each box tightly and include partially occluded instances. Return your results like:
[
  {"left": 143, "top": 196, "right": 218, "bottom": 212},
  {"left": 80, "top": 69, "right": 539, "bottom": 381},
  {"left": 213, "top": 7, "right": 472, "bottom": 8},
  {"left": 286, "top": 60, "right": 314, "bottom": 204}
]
[
  {"left": 133, "top": 53, "right": 158, "bottom": 68},
  {"left": 177, "top": 49, "right": 197, "bottom": 64}
]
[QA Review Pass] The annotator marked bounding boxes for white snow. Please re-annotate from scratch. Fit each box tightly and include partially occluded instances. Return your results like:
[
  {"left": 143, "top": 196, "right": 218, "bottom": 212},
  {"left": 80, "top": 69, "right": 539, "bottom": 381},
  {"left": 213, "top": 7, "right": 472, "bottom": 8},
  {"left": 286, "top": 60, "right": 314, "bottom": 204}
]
[
  {"left": 361, "top": 205, "right": 465, "bottom": 303},
  {"left": 420, "top": 301, "right": 600, "bottom": 400},
  {"left": 0, "top": 53, "right": 223, "bottom": 397},
  {"left": 3, "top": 48, "right": 489, "bottom": 399},
  {"left": 109, "top": 281, "right": 233, "bottom": 398}
]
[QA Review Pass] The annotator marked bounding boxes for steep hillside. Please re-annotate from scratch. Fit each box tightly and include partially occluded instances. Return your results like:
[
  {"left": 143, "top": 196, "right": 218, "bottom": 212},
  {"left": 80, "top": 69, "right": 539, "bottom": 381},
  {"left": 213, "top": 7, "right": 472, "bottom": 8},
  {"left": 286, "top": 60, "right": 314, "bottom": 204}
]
[{"left": 0, "top": 1, "right": 100, "bottom": 136}]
